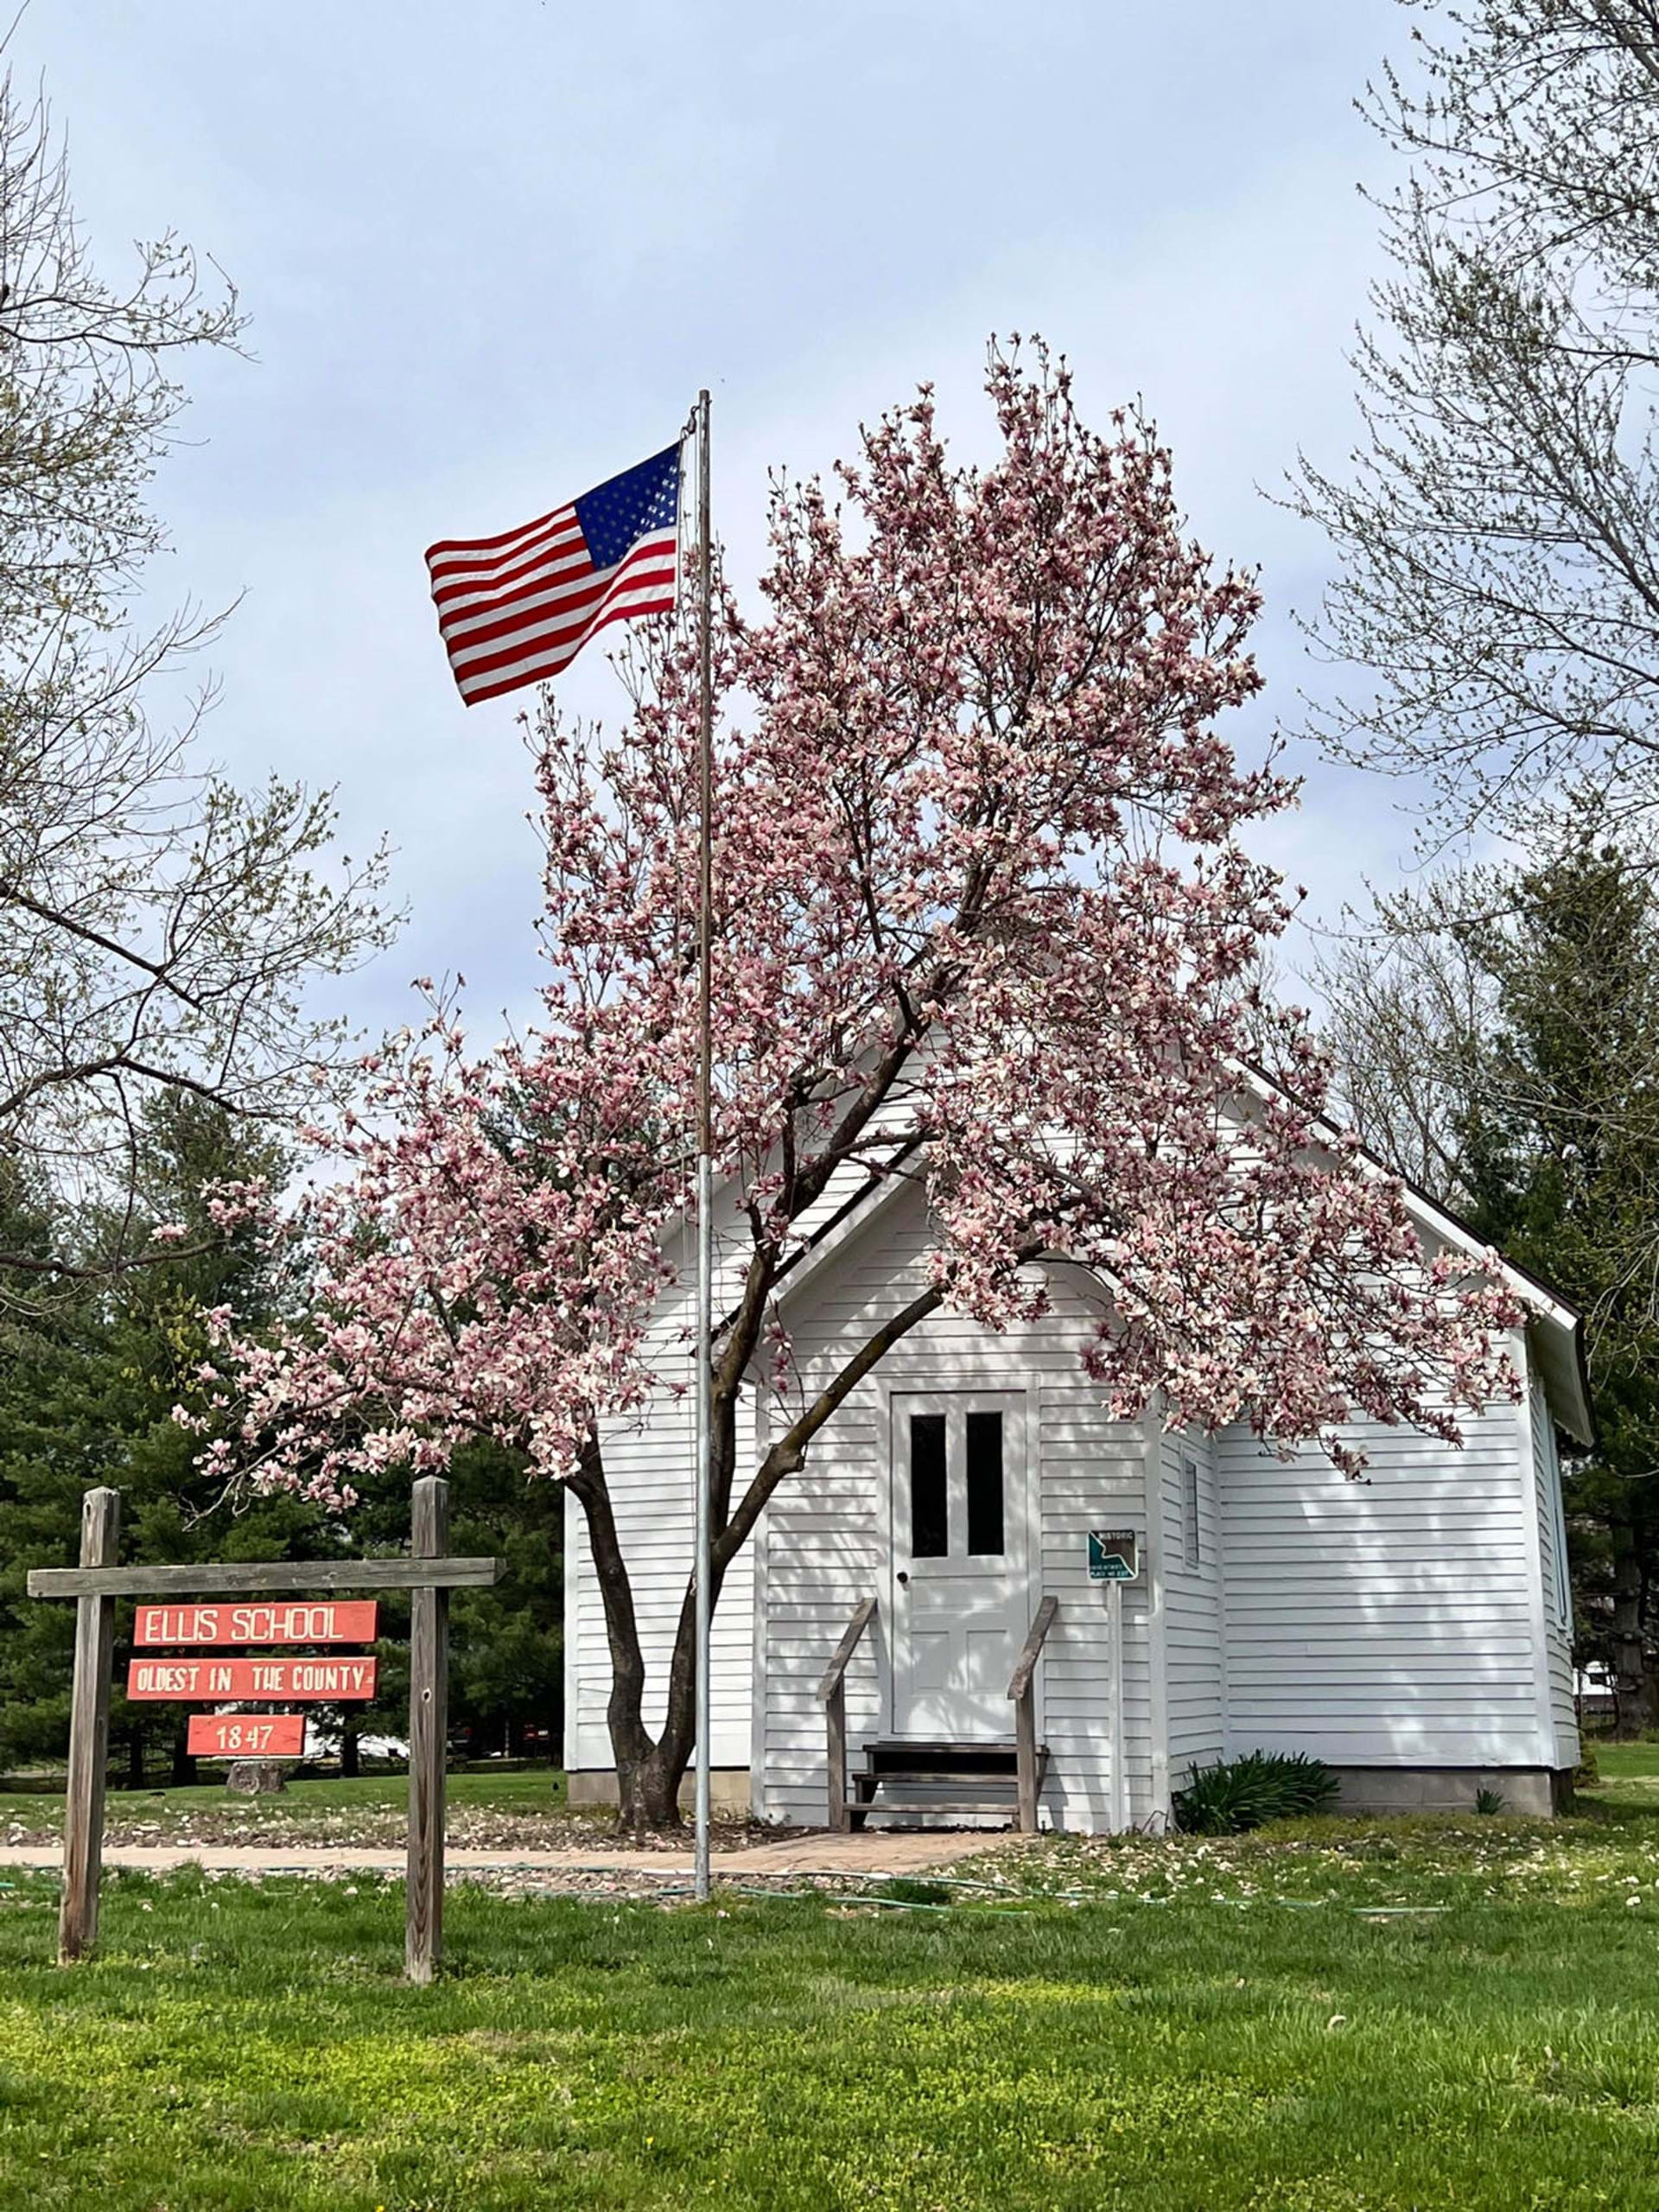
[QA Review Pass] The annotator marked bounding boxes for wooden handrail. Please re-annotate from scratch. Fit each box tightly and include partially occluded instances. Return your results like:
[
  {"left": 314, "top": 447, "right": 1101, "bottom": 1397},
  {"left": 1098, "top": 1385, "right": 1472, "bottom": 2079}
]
[
  {"left": 1007, "top": 1595, "right": 1059, "bottom": 1834},
  {"left": 1007, "top": 1594, "right": 1059, "bottom": 1703},
  {"left": 821, "top": 1597, "right": 878, "bottom": 1832},
  {"left": 818, "top": 1595, "right": 878, "bottom": 1705}
]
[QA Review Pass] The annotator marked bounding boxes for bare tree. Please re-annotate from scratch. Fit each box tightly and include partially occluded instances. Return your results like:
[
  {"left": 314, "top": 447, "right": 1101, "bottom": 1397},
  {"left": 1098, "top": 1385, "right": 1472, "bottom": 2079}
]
[
  {"left": 1313, "top": 893, "right": 1495, "bottom": 1209},
  {"left": 0, "top": 75, "right": 392, "bottom": 1285},
  {"left": 1293, "top": 2, "right": 1659, "bottom": 836},
  {"left": 1316, "top": 824, "right": 1659, "bottom": 1231}
]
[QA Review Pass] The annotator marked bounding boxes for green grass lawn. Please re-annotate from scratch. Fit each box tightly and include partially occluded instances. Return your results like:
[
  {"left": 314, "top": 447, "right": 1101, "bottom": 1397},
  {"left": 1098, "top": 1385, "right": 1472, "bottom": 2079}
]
[
  {"left": 1592, "top": 1739, "right": 1659, "bottom": 1799},
  {"left": 2, "top": 1764, "right": 1659, "bottom": 2209},
  {"left": 1, "top": 1767, "right": 577, "bottom": 1848}
]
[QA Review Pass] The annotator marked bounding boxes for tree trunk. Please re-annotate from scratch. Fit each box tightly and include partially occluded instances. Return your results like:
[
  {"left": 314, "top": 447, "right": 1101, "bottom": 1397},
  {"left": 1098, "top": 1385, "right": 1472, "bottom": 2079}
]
[
  {"left": 1641, "top": 1558, "right": 1659, "bottom": 1732},
  {"left": 639, "top": 1525, "right": 734, "bottom": 1825},
  {"left": 1611, "top": 1508, "right": 1645, "bottom": 1739},
  {"left": 616, "top": 1389, "right": 755, "bottom": 1827},
  {"left": 340, "top": 1717, "right": 360, "bottom": 1779},
  {"left": 126, "top": 1727, "right": 146, "bottom": 1789},
  {"left": 170, "top": 1726, "right": 197, "bottom": 1786},
  {"left": 615, "top": 1738, "right": 689, "bottom": 1829},
  {"left": 568, "top": 1440, "right": 666, "bottom": 1827},
  {"left": 226, "top": 1760, "right": 286, "bottom": 1796}
]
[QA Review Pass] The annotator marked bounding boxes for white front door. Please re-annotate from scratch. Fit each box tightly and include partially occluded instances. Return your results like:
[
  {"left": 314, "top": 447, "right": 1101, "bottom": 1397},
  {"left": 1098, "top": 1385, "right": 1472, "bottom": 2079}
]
[{"left": 889, "top": 1391, "right": 1031, "bottom": 1738}]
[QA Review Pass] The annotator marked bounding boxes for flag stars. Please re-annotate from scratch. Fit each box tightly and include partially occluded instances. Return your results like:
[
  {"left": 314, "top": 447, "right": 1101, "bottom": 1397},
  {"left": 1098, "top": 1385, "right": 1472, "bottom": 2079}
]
[{"left": 575, "top": 444, "right": 682, "bottom": 569}]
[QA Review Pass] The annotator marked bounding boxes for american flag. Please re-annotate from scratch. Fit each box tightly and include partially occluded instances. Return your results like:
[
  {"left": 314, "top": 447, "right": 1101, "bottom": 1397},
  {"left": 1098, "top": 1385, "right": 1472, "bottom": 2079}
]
[{"left": 424, "top": 442, "right": 683, "bottom": 706}]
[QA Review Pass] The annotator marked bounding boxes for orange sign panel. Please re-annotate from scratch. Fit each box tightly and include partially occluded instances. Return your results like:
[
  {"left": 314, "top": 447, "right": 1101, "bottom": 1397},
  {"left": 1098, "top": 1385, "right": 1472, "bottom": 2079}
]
[
  {"left": 127, "top": 1656, "right": 378, "bottom": 1702},
  {"left": 187, "top": 1712, "right": 305, "bottom": 1759},
  {"left": 135, "top": 1600, "right": 378, "bottom": 1648}
]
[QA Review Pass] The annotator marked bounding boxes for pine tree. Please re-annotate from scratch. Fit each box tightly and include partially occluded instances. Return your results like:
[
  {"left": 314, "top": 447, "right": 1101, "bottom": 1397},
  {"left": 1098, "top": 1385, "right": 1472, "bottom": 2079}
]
[
  {"left": 0, "top": 1098, "right": 336, "bottom": 1780},
  {"left": 0, "top": 1096, "right": 565, "bottom": 1786},
  {"left": 1456, "top": 837, "right": 1659, "bottom": 1726}
]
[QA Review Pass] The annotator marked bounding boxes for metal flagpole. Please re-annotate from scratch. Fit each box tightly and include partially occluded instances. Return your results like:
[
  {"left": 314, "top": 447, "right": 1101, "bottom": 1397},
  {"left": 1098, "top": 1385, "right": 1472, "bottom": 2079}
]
[{"left": 693, "top": 388, "right": 714, "bottom": 1904}]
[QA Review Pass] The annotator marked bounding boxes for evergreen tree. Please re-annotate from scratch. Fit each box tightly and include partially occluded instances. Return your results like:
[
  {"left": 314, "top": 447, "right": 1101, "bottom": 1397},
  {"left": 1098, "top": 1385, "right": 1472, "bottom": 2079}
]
[
  {"left": 448, "top": 1441, "right": 563, "bottom": 1764},
  {"left": 1455, "top": 838, "right": 1659, "bottom": 1726},
  {"left": 338, "top": 1438, "right": 563, "bottom": 1773},
  {"left": 0, "top": 1096, "right": 565, "bottom": 1783},
  {"left": 0, "top": 1098, "right": 336, "bottom": 1780}
]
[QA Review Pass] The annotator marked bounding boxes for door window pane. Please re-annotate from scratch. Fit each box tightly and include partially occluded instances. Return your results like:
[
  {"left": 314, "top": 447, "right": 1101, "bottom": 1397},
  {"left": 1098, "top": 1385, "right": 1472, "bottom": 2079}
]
[
  {"left": 965, "top": 1410, "right": 1004, "bottom": 1556},
  {"left": 910, "top": 1413, "right": 948, "bottom": 1558}
]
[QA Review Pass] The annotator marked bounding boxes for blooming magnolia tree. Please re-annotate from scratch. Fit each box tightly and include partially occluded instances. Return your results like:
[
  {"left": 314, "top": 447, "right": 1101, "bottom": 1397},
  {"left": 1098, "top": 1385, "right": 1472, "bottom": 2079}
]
[{"left": 200, "top": 347, "right": 1522, "bottom": 1827}]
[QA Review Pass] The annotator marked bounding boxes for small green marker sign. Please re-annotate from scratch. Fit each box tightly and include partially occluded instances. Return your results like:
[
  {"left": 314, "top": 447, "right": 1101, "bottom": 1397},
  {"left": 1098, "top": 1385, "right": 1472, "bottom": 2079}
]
[{"left": 1088, "top": 1529, "right": 1138, "bottom": 1582}]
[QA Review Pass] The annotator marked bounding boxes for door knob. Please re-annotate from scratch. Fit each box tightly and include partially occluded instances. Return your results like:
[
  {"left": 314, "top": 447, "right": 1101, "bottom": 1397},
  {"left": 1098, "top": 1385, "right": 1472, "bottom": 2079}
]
[{"left": 897, "top": 1571, "right": 910, "bottom": 1587}]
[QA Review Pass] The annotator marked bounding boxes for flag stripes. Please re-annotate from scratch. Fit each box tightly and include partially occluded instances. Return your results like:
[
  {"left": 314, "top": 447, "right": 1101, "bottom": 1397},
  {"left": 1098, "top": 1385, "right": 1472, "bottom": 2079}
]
[{"left": 424, "top": 442, "right": 682, "bottom": 706}]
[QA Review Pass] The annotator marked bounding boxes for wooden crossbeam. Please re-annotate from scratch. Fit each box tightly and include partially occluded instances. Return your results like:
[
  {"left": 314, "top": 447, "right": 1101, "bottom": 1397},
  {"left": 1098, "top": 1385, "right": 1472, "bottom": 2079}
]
[{"left": 27, "top": 1557, "right": 503, "bottom": 1600}]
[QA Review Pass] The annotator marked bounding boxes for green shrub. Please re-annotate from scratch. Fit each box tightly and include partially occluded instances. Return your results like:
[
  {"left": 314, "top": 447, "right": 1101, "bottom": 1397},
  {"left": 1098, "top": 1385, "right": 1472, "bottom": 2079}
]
[
  {"left": 1173, "top": 1751, "right": 1340, "bottom": 1835},
  {"left": 1572, "top": 1746, "right": 1600, "bottom": 1789},
  {"left": 1474, "top": 1786, "right": 1507, "bottom": 1815}
]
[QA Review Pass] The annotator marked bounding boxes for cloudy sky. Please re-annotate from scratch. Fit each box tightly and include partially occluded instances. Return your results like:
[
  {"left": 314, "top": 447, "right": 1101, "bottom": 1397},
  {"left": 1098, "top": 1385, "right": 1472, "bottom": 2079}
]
[{"left": 25, "top": 0, "right": 1423, "bottom": 1045}]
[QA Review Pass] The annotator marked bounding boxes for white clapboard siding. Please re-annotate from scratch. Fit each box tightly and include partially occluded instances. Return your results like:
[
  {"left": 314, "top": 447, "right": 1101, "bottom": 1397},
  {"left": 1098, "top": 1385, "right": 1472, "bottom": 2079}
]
[
  {"left": 1036, "top": 1376, "right": 1153, "bottom": 1831},
  {"left": 1217, "top": 1355, "right": 1555, "bottom": 1769},
  {"left": 566, "top": 1368, "right": 757, "bottom": 1770},
  {"left": 565, "top": 1173, "right": 765, "bottom": 1777},
  {"left": 1530, "top": 1366, "right": 1579, "bottom": 1768},
  {"left": 563, "top": 1147, "right": 924, "bottom": 1782},
  {"left": 1162, "top": 1425, "right": 1224, "bottom": 1785},
  {"left": 756, "top": 1177, "right": 1151, "bottom": 1833}
]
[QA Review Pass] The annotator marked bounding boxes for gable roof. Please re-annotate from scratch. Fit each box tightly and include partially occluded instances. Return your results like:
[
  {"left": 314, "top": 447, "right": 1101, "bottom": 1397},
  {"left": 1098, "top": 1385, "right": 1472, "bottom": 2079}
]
[
  {"left": 1231, "top": 1064, "right": 1592, "bottom": 1446},
  {"left": 1394, "top": 1182, "right": 1590, "bottom": 1445},
  {"left": 769, "top": 1166, "right": 918, "bottom": 1314},
  {"left": 766, "top": 1125, "right": 1594, "bottom": 1447}
]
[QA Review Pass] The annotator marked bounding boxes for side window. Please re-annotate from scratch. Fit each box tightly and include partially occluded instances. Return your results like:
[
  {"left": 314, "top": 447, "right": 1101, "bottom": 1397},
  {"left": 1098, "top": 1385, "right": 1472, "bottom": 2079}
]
[{"left": 1180, "top": 1452, "right": 1202, "bottom": 1571}]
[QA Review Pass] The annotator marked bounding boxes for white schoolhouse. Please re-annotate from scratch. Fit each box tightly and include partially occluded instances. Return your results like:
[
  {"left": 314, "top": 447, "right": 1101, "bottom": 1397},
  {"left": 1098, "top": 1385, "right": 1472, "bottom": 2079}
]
[{"left": 563, "top": 1156, "right": 1590, "bottom": 1830}]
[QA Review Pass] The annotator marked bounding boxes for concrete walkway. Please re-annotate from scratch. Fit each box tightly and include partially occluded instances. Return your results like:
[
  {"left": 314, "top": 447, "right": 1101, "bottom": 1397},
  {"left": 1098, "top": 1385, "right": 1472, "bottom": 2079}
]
[{"left": 0, "top": 1827, "right": 1020, "bottom": 1883}]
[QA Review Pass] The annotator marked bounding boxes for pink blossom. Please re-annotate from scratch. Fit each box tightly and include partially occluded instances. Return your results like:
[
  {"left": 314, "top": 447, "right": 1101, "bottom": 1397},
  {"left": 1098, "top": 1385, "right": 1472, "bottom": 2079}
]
[{"left": 195, "top": 342, "right": 1521, "bottom": 1517}]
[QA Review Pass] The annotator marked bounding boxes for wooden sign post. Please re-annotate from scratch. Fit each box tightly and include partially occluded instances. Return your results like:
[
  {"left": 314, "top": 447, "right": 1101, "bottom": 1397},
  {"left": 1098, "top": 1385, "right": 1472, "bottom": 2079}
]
[
  {"left": 60, "top": 1487, "right": 120, "bottom": 1966},
  {"left": 27, "top": 1486, "right": 502, "bottom": 1982}
]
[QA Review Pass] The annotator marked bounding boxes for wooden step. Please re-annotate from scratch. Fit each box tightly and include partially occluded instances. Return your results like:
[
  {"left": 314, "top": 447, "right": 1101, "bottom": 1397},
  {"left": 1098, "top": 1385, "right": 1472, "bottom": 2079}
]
[
  {"left": 844, "top": 1737, "right": 1046, "bottom": 1832},
  {"left": 855, "top": 1800, "right": 1018, "bottom": 1820},
  {"left": 855, "top": 1768, "right": 1021, "bottom": 1789},
  {"left": 856, "top": 1789, "right": 1020, "bottom": 1812},
  {"left": 861, "top": 1738, "right": 1020, "bottom": 1753},
  {"left": 858, "top": 1739, "right": 1033, "bottom": 1776}
]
